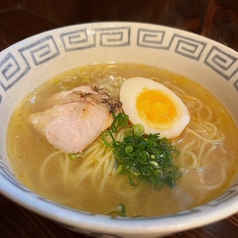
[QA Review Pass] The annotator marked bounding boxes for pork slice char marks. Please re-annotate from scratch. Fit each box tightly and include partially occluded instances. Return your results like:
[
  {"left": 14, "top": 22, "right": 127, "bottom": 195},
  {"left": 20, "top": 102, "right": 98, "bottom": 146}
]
[{"left": 29, "top": 86, "right": 122, "bottom": 154}]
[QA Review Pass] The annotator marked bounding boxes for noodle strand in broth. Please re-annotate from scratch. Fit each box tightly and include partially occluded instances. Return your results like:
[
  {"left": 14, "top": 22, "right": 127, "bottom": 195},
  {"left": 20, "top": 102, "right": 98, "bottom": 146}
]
[{"left": 7, "top": 63, "right": 238, "bottom": 217}]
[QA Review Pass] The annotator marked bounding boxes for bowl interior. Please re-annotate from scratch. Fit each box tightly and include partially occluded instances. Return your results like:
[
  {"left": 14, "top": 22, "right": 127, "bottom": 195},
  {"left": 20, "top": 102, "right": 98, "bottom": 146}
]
[{"left": 0, "top": 22, "right": 238, "bottom": 237}]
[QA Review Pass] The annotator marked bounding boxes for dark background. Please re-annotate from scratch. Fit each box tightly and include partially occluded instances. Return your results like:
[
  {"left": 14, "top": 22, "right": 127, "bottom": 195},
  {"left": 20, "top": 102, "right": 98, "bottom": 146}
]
[
  {"left": 0, "top": 0, "right": 238, "bottom": 237},
  {"left": 0, "top": 0, "right": 238, "bottom": 52}
]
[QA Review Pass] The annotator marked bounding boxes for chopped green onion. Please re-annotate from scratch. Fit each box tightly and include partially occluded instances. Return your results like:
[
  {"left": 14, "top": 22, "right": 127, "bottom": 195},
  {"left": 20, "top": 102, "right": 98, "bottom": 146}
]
[
  {"left": 133, "top": 124, "right": 145, "bottom": 136},
  {"left": 111, "top": 113, "right": 129, "bottom": 133},
  {"left": 108, "top": 204, "right": 126, "bottom": 217},
  {"left": 101, "top": 113, "right": 182, "bottom": 189},
  {"left": 101, "top": 130, "right": 115, "bottom": 147},
  {"left": 108, "top": 203, "right": 142, "bottom": 217},
  {"left": 138, "top": 151, "right": 149, "bottom": 164},
  {"left": 125, "top": 145, "right": 133, "bottom": 154},
  {"left": 149, "top": 160, "right": 159, "bottom": 168},
  {"left": 129, "top": 166, "right": 140, "bottom": 176},
  {"left": 69, "top": 153, "right": 83, "bottom": 160}
]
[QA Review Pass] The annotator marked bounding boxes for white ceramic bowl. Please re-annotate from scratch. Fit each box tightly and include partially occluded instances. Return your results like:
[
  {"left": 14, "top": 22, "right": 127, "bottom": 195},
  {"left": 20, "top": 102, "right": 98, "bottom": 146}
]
[{"left": 0, "top": 22, "right": 238, "bottom": 238}]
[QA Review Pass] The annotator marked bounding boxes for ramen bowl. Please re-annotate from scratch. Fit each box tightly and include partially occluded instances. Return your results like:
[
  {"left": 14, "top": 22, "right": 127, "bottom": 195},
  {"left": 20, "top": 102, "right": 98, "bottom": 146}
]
[{"left": 0, "top": 22, "right": 238, "bottom": 238}]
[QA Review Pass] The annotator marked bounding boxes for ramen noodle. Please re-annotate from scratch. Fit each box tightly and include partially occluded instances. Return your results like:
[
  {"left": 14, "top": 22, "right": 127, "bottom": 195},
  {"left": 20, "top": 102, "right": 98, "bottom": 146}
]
[{"left": 7, "top": 63, "right": 238, "bottom": 217}]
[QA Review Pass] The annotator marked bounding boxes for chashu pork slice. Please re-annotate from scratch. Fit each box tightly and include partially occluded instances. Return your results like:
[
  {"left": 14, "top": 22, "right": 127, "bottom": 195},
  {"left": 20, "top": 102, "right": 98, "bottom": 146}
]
[{"left": 29, "top": 86, "right": 122, "bottom": 154}]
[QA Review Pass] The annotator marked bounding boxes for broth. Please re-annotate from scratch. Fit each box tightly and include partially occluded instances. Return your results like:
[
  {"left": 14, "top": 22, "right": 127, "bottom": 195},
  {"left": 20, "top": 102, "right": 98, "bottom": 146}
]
[{"left": 7, "top": 63, "right": 238, "bottom": 217}]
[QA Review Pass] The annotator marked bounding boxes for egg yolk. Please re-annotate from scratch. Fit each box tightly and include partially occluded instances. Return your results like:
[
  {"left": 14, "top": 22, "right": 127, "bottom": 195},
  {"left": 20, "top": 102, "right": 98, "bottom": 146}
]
[{"left": 136, "top": 89, "right": 178, "bottom": 129}]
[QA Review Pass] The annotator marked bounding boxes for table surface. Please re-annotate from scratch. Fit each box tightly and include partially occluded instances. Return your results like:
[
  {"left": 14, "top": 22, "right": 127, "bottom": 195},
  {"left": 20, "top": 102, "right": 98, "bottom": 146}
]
[{"left": 0, "top": 1, "right": 238, "bottom": 237}]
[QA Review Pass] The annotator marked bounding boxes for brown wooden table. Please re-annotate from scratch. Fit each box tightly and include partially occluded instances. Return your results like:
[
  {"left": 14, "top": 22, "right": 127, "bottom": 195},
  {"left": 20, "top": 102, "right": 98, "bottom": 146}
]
[{"left": 0, "top": 1, "right": 238, "bottom": 237}]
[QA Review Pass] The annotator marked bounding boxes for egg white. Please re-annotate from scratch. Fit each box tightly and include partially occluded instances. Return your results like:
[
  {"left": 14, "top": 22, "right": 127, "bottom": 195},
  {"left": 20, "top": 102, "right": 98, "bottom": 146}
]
[{"left": 119, "top": 77, "right": 190, "bottom": 138}]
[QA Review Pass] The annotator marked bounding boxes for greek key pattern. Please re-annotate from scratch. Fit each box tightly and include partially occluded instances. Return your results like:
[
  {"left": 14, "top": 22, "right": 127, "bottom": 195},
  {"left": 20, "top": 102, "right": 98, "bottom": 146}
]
[
  {"left": 0, "top": 36, "right": 60, "bottom": 91},
  {"left": 172, "top": 34, "right": 206, "bottom": 60},
  {"left": 137, "top": 29, "right": 206, "bottom": 60},
  {"left": 0, "top": 52, "right": 29, "bottom": 91},
  {"left": 19, "top": 35, "right": 60, "bottom": 66},
  {"left": 1, "top": 26, "right": 238, "bottom": 95},
  {"left": 61, "top": 27, "right": 130, "bottom": 52},
  {"left": 96, "top": 27, "right": 130, "bottom": 47},
  {"left": 1, "top": 25, "right": 238, "bottom": 220},
  {"left": 137, "top": 28, "right": 166, "bottom": 49},
  {"left": 233, "top": 79, "right": 238, "bottom": 90},
  {"left": 204, "top": 46, "right": 238, "bottom": 80},
  {"left": 61, "top": 28, "right": 96, "bottom": 52}
]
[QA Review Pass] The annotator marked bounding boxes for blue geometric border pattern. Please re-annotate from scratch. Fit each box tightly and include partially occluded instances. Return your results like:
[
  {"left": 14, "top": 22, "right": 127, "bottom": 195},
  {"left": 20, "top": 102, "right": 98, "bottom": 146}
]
[
  {"left": 96, "top": 27, "right": 130, "bottom": 47},
  {"left": 204, "top": 46, "right": 238, "bottom": 80},
  {"left": 137, "top": 28, "right": 167, "bottom": 49},
  {"left": 137, "top": 29, "right": 206, "bottom": 60},
  {"left": 172, "top": 34, "right": 206, "bottom": 60},
  {"left": 0, "top": 52, "right": 29, "bottom": 91},
  {"left": 61, "top": 27, "right": 130, "bottom": 51},
  {"left": 19, "top": 35, "right": 60, "bottom": 66},
  {"left": 0, "top": 35, "right": 60, "bottom": 91},
  {"left": 233, "top": 79, "right": 238, "bottom": 90},
  {"left": 60, "top": 29, "right": 96, "bottom": 52}
]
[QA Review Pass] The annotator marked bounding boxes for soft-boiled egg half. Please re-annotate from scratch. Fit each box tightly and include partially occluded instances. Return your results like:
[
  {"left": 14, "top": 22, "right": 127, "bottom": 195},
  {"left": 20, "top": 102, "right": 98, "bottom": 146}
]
[{"left": 119, "top": 77, "right": 190, "bottom": 138}]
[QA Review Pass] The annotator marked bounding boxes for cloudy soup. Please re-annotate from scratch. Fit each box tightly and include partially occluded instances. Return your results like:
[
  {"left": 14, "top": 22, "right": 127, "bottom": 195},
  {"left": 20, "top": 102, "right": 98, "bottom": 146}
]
[{"left": 7, "top": 63, "right": 238, "bottom": 217}]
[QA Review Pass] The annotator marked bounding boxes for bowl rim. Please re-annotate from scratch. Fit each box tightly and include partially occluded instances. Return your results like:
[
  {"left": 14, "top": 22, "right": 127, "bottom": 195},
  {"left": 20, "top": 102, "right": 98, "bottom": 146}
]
[
  {"left": 1, "top": 176, "right": 238, "bottom": 234},
  {"left": 0, "top": 21, "right": 238, "bottom": 235}
]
